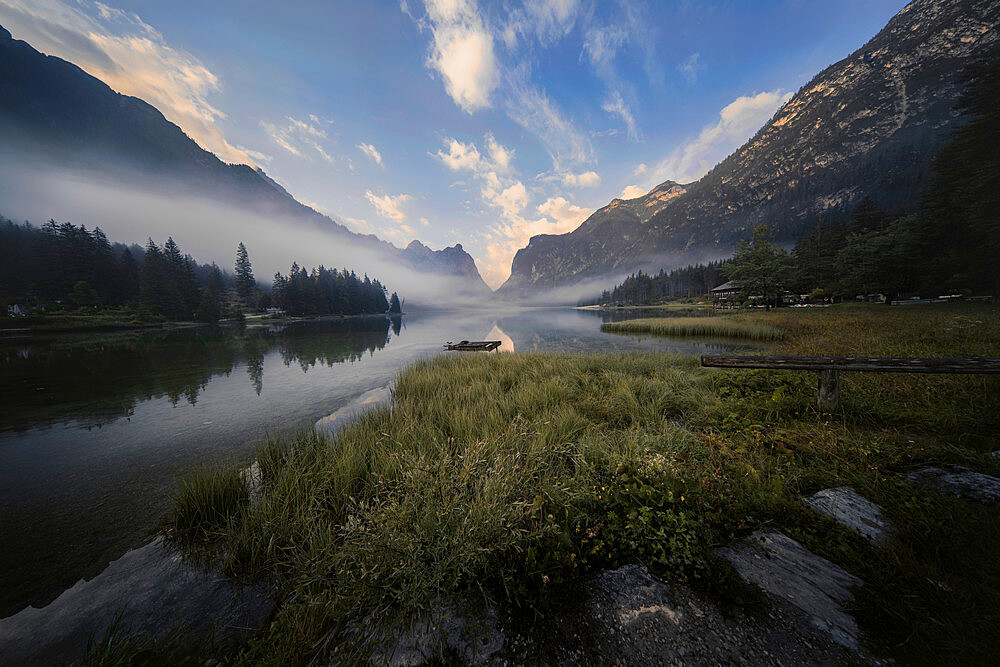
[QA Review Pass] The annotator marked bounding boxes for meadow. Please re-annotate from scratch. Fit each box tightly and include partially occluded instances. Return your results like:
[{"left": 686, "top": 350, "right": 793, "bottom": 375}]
[{"left": 162, "top": 303, "right": 1000, "bottom": 664}]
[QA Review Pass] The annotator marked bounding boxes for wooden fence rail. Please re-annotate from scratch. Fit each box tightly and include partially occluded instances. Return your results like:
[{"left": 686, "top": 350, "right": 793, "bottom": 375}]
[{"left": 700, "top": 355, "right": 1000, "bottom": 410}]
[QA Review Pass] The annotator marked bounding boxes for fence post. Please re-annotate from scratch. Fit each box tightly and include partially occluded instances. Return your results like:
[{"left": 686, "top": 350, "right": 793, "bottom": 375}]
[{"left": 817, "top": 369, "right": 839, "bottom": 411}]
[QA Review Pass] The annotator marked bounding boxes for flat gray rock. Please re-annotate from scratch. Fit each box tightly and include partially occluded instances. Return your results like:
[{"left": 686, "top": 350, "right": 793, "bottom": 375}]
[
  {"left": 0, "top": 539, "right": 270, "bottom": 666},
  {"left": 907, "top": 465, "right": 1000, "bottom": 503},
  {"left": 375, "top": 601, "right": 504, "bottom": 666},
  {"left": 716, "top": 530, "right": 863, "bottom": 649},
  {"left": 802, "top": 487, "right": 891, "bottom": 545}
]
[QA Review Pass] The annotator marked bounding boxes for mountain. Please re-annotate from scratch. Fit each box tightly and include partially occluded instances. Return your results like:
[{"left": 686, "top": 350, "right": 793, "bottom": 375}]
[
  {"left": 0, "top": 24, "right": 489, "bottom": 297},
  {"left": 500, "top": 0, "right": 1000, "bottom": 298},
  {"left": 400, "top": 241, "right": 492, "bottom": 294}
]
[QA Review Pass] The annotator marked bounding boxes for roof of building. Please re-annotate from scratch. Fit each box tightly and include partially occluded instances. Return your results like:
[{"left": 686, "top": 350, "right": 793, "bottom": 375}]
[{"left": 711, "top": 280, "right": 740, "bottom": 293}]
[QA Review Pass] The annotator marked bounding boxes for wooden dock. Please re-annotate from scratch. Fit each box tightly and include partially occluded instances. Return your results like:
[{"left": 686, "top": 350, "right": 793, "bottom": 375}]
[{"left": 444, "top": 340, "right": 502, "bottom": 351}]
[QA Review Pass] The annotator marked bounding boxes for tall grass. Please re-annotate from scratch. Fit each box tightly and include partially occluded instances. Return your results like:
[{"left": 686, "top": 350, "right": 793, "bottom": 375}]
[
  {"left": 168, "top": 465, "right": 249, "bottom": 545},
  {"left": 601, "top": 316, "right": 784, "bottom": 340},
  {"left": 164, "top": 302, "right": 1000, "bottom": 664}
]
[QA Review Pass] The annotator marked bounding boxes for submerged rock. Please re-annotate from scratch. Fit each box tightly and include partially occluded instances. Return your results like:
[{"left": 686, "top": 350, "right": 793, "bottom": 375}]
[{"left": 802, "top": 486, "right": 892, "bottom": 546}]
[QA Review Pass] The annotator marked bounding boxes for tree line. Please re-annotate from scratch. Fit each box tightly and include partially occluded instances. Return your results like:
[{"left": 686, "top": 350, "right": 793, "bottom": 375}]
[
  {"left": 599, "top": 47, "right": 1000, "bottom": 306},
  {"left": 0, "top": 220, "right": 400, "bottom": 321},
  {"left": 271, "top": 263, "right": 399, "bottom": 317},
  {"left": 595, "top": 261, "right": 730, "bottom": 306}
]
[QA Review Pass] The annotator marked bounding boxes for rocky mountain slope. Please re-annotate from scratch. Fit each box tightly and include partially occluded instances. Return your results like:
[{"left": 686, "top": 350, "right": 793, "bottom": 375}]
[
  {"left": 500, "top": 0, "right": 1000, "bottom": 297},
  {"left": 0, "top": 24, "right": 488, "bottom": 295}
]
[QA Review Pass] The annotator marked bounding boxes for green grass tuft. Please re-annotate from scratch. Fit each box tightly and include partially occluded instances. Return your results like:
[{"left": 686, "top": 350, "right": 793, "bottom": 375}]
[
  {"left": 167, "top": 464, "right": 249, "bottom": 545},
  {"left": 601, "top": 316, "right": 785, "bottom": 340}
]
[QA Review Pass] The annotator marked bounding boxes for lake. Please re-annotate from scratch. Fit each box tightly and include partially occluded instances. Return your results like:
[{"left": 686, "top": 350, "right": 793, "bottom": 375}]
[{"left": 0, "top": 307, "right": 766, "bottom": 619}]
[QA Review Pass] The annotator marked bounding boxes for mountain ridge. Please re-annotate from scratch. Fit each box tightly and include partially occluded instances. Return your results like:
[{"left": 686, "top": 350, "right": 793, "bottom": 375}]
[
  {"left": 0, "top": 24, "right": 490, "bottom": 294},
  {"left": 500, "top": 0, "right": 1000, "bottom": 297}
]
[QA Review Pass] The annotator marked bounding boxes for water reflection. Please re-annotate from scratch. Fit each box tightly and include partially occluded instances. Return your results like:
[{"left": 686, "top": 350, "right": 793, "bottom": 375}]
[
  {"left": 0, "top": 307, "right": 768, "bottom": 619},
  {"left": 0, "top": 318, "right": 394, "bottom": 434}
]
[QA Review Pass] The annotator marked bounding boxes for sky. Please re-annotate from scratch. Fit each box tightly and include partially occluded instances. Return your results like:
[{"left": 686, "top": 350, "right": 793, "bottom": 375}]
[{"left": 0, "top": 0, "right": 909, "bottom": 288}]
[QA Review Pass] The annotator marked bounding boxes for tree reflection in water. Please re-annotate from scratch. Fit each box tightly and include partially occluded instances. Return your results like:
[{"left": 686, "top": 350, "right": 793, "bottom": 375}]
[{"left": 0, "top": 317, "right": 394, "bottom": 433}]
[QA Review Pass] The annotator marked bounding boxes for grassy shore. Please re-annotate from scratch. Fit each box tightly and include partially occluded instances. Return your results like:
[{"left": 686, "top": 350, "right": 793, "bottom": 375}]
[
  {"left": 601, "top": 315, "right": 784, "bottom": 340},
  {"left": 163, "top": 303, "right": 1000, "bottom": 664}
]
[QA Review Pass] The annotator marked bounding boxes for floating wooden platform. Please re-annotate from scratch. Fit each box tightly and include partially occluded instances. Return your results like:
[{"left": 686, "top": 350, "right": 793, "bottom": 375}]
[{"left": 444, "top": 340, "right": 502, "bottom": 351}]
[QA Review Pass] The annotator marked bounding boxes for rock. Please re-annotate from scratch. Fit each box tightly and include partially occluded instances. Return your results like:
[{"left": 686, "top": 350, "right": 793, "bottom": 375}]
[
  {"left": 0, "top": 539, "right": 270, "bottom": 666},
  {"left": 375, "top": 601, "right": 504, "bottom": 666},
  {"left": 716, "top": 530, "right": 863, "bottom": 649},
  {"left": 906, "top": 465, "right": 1000, "bottom": 503},
  {"left": 801, "top": 486, "right": 891, "bottom": 546},
  {"left": 586, "top": 564, "right": 684, "bottom": 629}
]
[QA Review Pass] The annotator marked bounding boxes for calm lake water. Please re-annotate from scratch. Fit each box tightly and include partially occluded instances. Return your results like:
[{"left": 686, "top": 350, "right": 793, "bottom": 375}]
[{"left": 0, "top": 307, "right": 766, "bottom": 618}]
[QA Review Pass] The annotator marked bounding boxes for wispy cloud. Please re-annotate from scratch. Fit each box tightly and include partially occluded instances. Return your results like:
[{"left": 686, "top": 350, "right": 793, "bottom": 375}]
[
  {"left": 365, "top": 190, "right": 413, "bottom": 222},
  {"left": 0, "top": 0, "right": 256, "bottom": 165},
  {"left": 643, "top": 89, "right": 793, "bottom": 186},
  {"left": 505, "top": 73, "right": 593, "bottom": 171},
  {"left": 601, "top": 91, "right": 639, "bottom": 141},
  {"left": 677, "top": 52, "right": 704, "bottom": 83},
  {"left": 261, "top": 116, "right": 334, "bottom": 163},
  {"left": 357, "top": 142, "right": 384, "bottom": 167}
]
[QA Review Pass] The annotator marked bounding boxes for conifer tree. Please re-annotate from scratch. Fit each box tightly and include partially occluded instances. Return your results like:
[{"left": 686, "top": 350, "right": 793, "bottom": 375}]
[{"left": 234, "top": 242, "right": 255, "bottom": 305}]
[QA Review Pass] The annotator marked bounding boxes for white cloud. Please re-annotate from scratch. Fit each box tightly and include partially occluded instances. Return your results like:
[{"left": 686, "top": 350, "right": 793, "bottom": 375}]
[
  {"left": 644, "top": 89, "right": 793, "bottom": 186},
  {"left": 357, "top": 142, "right": 384, "bottom": 167},
  {"left": 261, "top": 116, "right": 334, "bottom": 163},
  {"left": 434, "top": 137, "right": 484, "bottom": 172},
  {"left": 536, "top": 196, "right": 590, "bottom": 227},
  {"left": 633, "top": 163, "right": 648, "bottom": 176},
  {"left": 619, "top": 184, "right": 646, "bottom": 199},
  {"left": 677, "top": 52, "right": 703, "bottom": 83},
  {"left": 420, "top": 0, "right": 498, "bottom": 113},
  {"left": 601, "top": 90, "right": 639, "bottom": 141},
  {"left": 562, "top": 171, "right": 601, "bottom": 188},
  {"left": 365, "top": 191, "right": 413, "bottom": 222},
  {"left": 478, "top": 193, "right": 591, "bottom": 289},
  {"left": 0, "top": 0, "right": 257, "bottom": 165},
  {"left": 433, "top": 133, "right": 513, "bottom": 177},
  {"left": 485, "top": 133, "right": 514, "bottom": 171},
  {"left": 420, "top": 217, "right": 431, "bottom": 227}
]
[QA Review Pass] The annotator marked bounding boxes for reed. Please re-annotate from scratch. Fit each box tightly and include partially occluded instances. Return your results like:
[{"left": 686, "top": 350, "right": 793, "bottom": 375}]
[{"left": 601, "top": 316, "right": 784, "bottom": 340}]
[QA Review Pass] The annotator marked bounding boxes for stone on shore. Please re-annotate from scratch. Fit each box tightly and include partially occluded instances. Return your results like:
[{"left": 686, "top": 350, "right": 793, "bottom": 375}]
[
  {"left": 0, "top": 539, "right": 270, "bottom": 666},
  {"left": 802, "top": 486, "right": 891, "bottom": 546},
  {"left": 716, "top": 530, "right": 863, "bottom": 649},
  {"left": 906, "top": 465, "right": 1000, "bottom": 503}
]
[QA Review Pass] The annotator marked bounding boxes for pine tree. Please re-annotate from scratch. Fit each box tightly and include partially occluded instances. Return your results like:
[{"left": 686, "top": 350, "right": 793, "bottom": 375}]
[
  {"left": 726, "top": 224, "right": 794, "bottom": 308},
  {"left": 388, "top": 292, "right": 402, "bottom": 313},
  {"left": 234, "top": 242, "right": 255, "bottom": 306}
]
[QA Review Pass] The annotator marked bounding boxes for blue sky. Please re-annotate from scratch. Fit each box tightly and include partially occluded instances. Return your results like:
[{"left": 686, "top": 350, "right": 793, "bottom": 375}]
[{"left": 0, "top": 0, "right": 908, "bottom": 287}]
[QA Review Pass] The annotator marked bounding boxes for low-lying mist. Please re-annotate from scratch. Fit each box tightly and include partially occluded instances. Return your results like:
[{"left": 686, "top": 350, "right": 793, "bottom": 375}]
[{"left": 0, "top": 160, "right": 486, "bottom": 308}]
